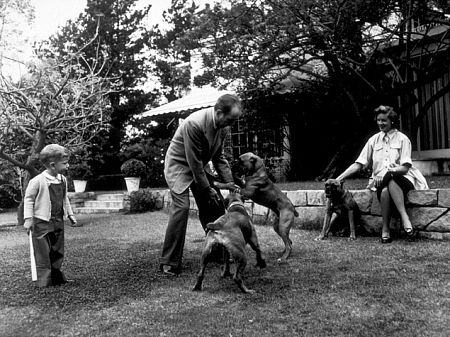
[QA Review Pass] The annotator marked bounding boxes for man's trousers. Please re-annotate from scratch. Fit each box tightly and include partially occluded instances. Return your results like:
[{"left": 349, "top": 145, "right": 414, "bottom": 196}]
[{"left": 160, "top": 182, "right": 225, "bottom": 271}]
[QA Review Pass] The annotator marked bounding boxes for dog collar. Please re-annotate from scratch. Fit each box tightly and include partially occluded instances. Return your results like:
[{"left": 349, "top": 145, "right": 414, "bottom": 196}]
[{"left": 228, "top": 201, "right": 246, "bottom": 210}]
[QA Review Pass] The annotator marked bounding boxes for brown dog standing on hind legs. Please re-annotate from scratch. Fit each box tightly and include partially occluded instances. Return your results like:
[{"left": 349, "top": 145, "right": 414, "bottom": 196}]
[
  {"left": 316, "top": 179, "right": 360, "bottom": 241},
  {"left": 233, "top": 152, "right": 298, "bottom": 262},
  {"left": 192, "top": 191, "right": 266, "bottom": 294}
]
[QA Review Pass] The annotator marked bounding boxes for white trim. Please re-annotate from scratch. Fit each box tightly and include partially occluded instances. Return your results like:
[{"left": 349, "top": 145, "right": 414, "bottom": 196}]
[
  {"left": 139, "top": 87, "right": 234, "bottom": 117},
  {"left": 412, "top": 149, "right": 450, "bottom": 160}
]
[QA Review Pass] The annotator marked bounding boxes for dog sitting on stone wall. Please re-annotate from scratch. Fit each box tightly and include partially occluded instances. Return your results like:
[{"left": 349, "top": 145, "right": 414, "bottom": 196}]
[{"left": 316, "top": 179, "right": 360, "bottom": 241}]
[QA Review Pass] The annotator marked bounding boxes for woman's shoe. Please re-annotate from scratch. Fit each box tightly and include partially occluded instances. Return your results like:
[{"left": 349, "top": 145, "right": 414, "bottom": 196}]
[
  {"left": 405, "top": 228, "right": 416, "bottom": 242},
  {"left": 381, "top": 237, "right": 392, "bottom": 244}
]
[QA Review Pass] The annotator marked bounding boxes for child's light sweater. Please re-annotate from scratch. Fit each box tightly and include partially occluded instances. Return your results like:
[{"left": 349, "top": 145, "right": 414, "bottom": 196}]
[{"left": 24, "top": 171, "right": 74, "bottom": 221}]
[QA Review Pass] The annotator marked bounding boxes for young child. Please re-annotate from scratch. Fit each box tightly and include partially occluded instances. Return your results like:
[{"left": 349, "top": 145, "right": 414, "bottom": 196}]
[{"left": 23, "top": 144, "right": 77, "bottom": 287}]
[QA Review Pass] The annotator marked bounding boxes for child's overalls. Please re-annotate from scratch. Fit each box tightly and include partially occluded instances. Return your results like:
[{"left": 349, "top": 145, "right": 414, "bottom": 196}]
[{"left": 32, "top": 180, "right": 67, "bottom": 287}]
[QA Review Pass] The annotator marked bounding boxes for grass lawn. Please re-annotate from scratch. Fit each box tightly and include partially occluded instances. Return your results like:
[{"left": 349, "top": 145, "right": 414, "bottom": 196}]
[{"left": 1, "top": 211, "right": 450, "bottom": 337}]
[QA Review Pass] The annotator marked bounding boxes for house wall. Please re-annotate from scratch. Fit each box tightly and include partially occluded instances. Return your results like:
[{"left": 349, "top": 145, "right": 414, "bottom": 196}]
[
  {"left": 224, "top": 119, "right": 291, "bottom": 182},
  {"left": 400, "top": 65, "right": 450, "bottom": 174},
  {"left": 378, "top": 23, "right": 450, "bottom": 169},
  {"left": 400, "top": 66, "right": 450, "bottom": 154}
]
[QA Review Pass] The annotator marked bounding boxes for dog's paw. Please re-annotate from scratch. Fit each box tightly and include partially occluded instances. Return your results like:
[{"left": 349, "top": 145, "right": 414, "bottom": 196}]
[
  {"left": 245, "top": 289, "right": 256, "bottom": 294},
  {"left": 314, "top": 236, "right": 326, "bottom": 241},
  {"left": 348, "top": 236, "right": 356, "bottom": 241}
]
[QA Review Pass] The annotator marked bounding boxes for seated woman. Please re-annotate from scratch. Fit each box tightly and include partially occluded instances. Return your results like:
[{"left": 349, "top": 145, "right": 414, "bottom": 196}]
[{"left": 336, "top": 105, "right": 428, "bottom": 243}]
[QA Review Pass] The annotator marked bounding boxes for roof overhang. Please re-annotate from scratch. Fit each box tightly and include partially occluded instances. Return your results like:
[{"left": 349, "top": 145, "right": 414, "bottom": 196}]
[{"left": 139, "top": 87, "right": 234, "bottom": 118}]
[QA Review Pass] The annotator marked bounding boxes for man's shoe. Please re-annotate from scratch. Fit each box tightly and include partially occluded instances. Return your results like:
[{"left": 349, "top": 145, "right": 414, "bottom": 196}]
[{"left": 160, "top": 265, "right": 179, "bottom": 276}]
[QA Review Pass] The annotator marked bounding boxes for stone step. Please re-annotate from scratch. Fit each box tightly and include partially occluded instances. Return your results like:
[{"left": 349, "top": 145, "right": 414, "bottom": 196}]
[
  {"left": 84, "top": 200, "right": 123, "bottom": 208},
  {"left": 95, "top": 193, "right": 125, "bottom": 201},
  {"left": 75, "top": 207, "right": 122, "bottom": 214}
]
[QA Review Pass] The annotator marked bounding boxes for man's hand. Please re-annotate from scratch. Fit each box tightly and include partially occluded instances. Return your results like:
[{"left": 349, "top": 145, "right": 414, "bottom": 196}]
[
  {"left": 206, "top": 187, "right": 222, "bottom": 208},
  {"left": 213, "top": 181, "right": 240, "bottom": 192},
  {"left": 24, "top": 218, "right": 33, "bottom": 234},
  {"left": 207, "top": 187, "right": 219, "bottom": 199}
]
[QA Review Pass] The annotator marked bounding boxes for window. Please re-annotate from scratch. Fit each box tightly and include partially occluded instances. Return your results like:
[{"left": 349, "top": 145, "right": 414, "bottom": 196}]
[{"left": 227, "top": 118, "right": 284, "bottom": 159}]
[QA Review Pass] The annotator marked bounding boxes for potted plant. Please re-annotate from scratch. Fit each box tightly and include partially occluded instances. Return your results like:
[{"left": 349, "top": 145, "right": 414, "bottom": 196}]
[
  {"left": 68, "top": 150, "right": 93, "bottom": 193},
  {"left": 120, "top": 159, "right": 146, "bottom": 192}
]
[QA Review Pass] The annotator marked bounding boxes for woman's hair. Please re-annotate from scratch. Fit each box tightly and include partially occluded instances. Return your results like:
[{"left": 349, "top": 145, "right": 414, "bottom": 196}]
[
  {"left": 374, "top": 105, "right": 399, "bottom": 127},
  {"left": 39, "top": 144, "right": 69, "bottom": 166},
  {"left": 215, "top": 94, "right": 242, "bottom": 115}
]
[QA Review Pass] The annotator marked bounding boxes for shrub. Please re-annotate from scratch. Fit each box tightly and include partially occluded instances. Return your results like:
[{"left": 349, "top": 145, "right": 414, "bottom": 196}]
[
  {"left": 128, "top": 188, "right": 164, "bottom": 213},
  {"left": 69, "top": 148, "right": 94, "bottom": 180},
  {"left": 120, "top": 159, "right": 147, "bottom": 178},
  {"left": 0, "top": 184, "right": 20, "bottom": 209},
  {"left": 68, "top": 162, "right": 93, "bottom": 180},
  {"left": 119, "top": 138, "right": 169, "bottom": 188},
  {"left": 0, "top": 163, "right": 22, "bottom": 208}
]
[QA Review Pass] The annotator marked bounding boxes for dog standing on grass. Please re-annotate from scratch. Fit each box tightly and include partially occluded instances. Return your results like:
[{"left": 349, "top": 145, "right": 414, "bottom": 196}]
[
  {"left": 233, "top": 152, "right": 298, "bottom": 262},
  {"left": 316, "top": 179, "right": 360, "bottom": 241},
  {"left": 193, "top": 192, "right": 266, "bottom": 294}
]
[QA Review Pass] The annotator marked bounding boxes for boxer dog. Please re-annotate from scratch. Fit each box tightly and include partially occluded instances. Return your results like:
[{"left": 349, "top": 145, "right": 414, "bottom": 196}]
[
  {"left": 316, "top": 179, "right": 360, "bottom": 241},
  {"left": 233, "top": 152, "right": 298, "bottom": 262},
  {"left": 193, "top": 192, "right": 266, "bottom": 294}
]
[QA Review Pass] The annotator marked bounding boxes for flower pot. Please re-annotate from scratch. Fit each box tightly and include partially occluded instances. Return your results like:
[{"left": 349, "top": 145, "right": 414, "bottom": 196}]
[
  {"left": 124, "top": 177, "right": 140, "bottom": 192},
  {"left": 73, "top": 180, "right": 87, "bottom": 193}
]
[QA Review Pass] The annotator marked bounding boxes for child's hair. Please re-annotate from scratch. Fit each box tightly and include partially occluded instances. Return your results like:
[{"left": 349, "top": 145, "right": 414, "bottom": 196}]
[{"left": 39, "top": 144, "right": 69, "bottom": 167}]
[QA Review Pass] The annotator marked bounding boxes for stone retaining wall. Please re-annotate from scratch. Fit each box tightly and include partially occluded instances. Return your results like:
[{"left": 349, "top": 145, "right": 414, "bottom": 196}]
[
  {"left": 68, "top": 188, "right": 450, "bottom": 241},
  {"left": 158, "top": 188, "right": 450, "bottom": 241},
  {"left": 67, "top": 192, "right": 96, "bottom": 211}
]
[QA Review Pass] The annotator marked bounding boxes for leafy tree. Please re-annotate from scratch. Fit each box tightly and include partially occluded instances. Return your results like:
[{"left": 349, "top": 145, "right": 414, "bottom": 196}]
[
  {"left": 172, "top": 0, "right": 450, "bottom": 179},
  {"left": 0, "top": 0, "right": 34, "bottom": 74},
  {"left": 149, "top": 0, "right": 199, "bottom": 102},
  {"left": 120, "top": 116, "right": 177, "bottom": 187},
  {"left": 0, "top": 47, "right": 114, "bottom": 184},
  {"left": 0, "top": 28, "right": 114, "bottom": 223},
  {"left": 114, "top": 0, "right": 202, "bottom": 188},
  {"left": 48, "top": 0, "right": 157, "bottom": 174}
]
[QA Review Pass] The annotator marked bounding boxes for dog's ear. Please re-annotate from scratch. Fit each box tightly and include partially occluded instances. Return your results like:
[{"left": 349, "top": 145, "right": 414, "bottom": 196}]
[
  {"left": 207, "top": 221, "right": 224, "bottom": 231},
  {"left": 251, "top": 156, "right": 264, "bottom": 171}
]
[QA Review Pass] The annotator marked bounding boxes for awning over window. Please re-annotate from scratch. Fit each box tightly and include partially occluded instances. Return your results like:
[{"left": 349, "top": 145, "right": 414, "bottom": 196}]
[{"left": 139, "top": 87, "right": 234, "bottom": 117}]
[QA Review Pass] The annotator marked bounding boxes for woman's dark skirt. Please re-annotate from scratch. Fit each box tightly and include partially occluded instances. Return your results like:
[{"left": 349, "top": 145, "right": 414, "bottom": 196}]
[{"left": 376, "top": 172, "right": 414, "bottom": 201}]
